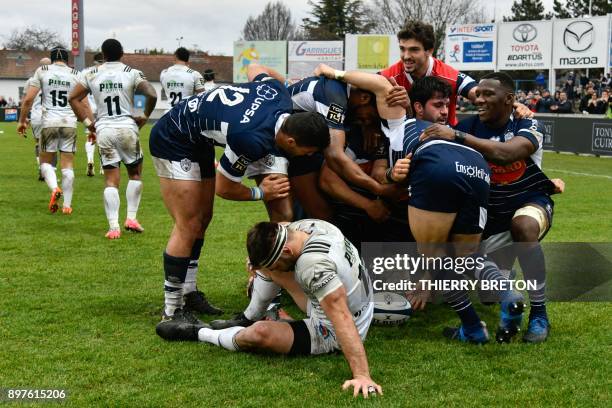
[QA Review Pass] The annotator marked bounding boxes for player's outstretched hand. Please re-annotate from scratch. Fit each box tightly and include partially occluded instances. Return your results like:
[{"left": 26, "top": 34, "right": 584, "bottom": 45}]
[
  {"left": 365, "top": 199, "right": 390, "bottom": 223},
  {"left": 342, "top": 375, "right": 382, "bottom": 399},
  {"left": 551, "top": 178, "right": 565, "bottom": 194},
  {"left": 385, "top": 77, "right": 410, "bottom": 111},
  {"left": 260, "top": 175, "right": 290, "bottom": 201},
  {"left": 133, "top": 116, "right": 148, "bottom": 129},
  {"left": 17, "top": 121, "right": 28, "bottom": 137},
  {"left": 513, "top": 102, "right": 534, "bottom": 119},
  {"left": 391, "top": 153, "right": 412, "bottom": 182},
  {"left": 313, "top": 63, "right": 336, "bottom": 79},
  {"left": 420, "top": 123, "right": 454, "bottom": 141}
]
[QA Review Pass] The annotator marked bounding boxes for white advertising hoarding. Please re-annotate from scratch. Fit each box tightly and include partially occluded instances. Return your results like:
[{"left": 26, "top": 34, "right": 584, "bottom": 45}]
[
  {"left": 344, "top": 34, "right": 400, "bottom": 73},
  {"left": 552, "top": 16, "right": 609, "bottom": 69},
  {"left": 498, "top": 20, "right": 552, "bottom": 70},
  {"left": 287, "top": 41, "right": 343, "bottom": 82},
  {"left": 445, "top": 23, "right": 496, "bottom": 70}
]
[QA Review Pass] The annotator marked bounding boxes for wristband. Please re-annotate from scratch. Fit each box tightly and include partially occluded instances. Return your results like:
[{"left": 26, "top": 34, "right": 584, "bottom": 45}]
[
  {"left": 454, "top": 130, "right": 466, "bottom": 144},
  {"left": 250, "top": 187, "right": 264, "bottom": 201},
  {"left": 334, "top": 70, "right": 346, "bottom": 80},
  {"left": 385, "top": 167, "right": 395, "bottom": 183},
  {"left": 83, "top": 118, "right": 92, "bottom": 127}
]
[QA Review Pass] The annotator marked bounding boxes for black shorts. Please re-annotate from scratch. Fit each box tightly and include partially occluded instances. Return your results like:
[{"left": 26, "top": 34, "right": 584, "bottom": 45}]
[{"left": 409, "top": 140, "right": 490, "bottom": 235}]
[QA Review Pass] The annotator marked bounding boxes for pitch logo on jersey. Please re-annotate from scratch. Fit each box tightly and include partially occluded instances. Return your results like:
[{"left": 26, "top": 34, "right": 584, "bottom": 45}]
[
  {"left": 256, "top": 84, "right": 278, "bottom": 100},
  {"left": 513, "top": 24, "right": 537, "bottom": 43},
  {"left": 48, "top": 75, "right": 70, "bottom": 88},
  {"left": 563, "top": 21, "right": 594, "bottom": 52},
  {"left": 99, "top": 80, "right": 123, "bottom": 92},
  {"left": 166, "top": 80, "right": 184, "bottom": 89}
]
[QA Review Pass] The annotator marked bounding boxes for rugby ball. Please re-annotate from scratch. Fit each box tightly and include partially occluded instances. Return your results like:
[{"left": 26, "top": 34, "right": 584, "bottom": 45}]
[{"left": 373, "top": 292, "right": 412, "bottom": 326}]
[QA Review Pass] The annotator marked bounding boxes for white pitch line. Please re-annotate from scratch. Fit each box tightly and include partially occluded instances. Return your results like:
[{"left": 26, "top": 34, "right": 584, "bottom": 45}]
[{"left": 547, "top": 168, "right": 612, "bottom": 180}]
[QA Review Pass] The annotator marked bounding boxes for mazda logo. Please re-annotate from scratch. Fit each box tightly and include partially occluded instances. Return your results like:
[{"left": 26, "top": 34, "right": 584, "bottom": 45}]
[
  {"left": 513, "top": 23, "right": 537, "bottom": 43},
  {"left": 563, "top": 21, "right": 594, "bottom": 52}
]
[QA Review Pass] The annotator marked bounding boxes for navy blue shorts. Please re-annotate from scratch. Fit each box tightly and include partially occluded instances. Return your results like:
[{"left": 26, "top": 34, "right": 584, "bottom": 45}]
[
  {"left": 149, "top": 116, "right": 216, "bottom": 179},
  {"left": 408, "top": 140, "right": 490, "bottom": 235}
]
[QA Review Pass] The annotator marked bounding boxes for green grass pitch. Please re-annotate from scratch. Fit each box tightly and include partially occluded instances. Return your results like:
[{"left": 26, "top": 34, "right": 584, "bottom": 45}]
[{"left": 0, "top": 122, "right": 610, "bottom": 406}]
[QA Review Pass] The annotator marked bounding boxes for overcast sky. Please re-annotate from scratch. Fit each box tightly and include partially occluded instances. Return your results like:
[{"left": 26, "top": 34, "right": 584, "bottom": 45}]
[{"left": 1, "top": 0, "right": 557, "bottom": 55}]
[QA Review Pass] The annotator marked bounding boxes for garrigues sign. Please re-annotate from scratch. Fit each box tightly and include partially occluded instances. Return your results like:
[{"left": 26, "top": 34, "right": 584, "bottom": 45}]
[{"left": 552, "top": 16, "right": 609, "bottom": 69}]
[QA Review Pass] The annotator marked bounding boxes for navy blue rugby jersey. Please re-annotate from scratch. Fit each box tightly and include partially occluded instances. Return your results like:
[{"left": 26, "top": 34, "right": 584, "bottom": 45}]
[
  {"left": 288, "top": 76, "right": 349, "bottom": 130},
  {"left": 455, "top": 115, "right": 555, "bottom": 219},
  {"left": 381, "top": 117, "right": 432, "bottom": 168},
  {"left": 166, "top": 73, "right": 293, "bottom": 181}
]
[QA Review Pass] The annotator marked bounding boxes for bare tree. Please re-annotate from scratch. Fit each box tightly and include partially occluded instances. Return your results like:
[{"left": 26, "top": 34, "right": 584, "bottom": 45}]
[
  {"left": 367, "top": 0, "right": 489, "bottom": 57},
  {"left": 3, "top": 26, "right": 66, "bottom": 51},
  {"left": 241, "top": 1, "right": 300, "bottom": 41}
]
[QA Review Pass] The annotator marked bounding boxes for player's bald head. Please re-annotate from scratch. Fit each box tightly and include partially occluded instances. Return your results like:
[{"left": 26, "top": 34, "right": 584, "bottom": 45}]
[{"left": 39, "top": 57, "right": 51, "bottom": 65}]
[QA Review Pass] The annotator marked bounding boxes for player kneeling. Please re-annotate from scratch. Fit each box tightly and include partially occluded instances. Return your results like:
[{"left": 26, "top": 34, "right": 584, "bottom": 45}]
[{"left": 157, "top": 219, "right": 381, "bottom": 398}]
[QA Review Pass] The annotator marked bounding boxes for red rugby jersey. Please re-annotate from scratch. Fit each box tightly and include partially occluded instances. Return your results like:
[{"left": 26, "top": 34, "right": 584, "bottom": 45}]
[{"left": 379, "top": 56, "right": 476, "bottom": 126}]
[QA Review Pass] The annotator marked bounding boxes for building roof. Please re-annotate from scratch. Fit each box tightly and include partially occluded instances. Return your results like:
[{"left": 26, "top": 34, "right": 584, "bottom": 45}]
[{"left": 0, "top": 50, "right": 232, "bottom": 82}]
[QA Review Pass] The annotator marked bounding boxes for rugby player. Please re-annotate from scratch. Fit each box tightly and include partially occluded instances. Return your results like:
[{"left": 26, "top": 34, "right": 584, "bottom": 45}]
[
  {"left": 157, "top": 219, "right": 381, "bottom": 399},
  {"left": 148, "top": 63, "right": 329, "bottom": 323},
  {"left": 69, "top": 39, "right": 158, "bottom": 239},
  {"left": 203, "top": 69, "right": 216, "bottom": 91},
  {"left": 25, "top": 57, "right": 52, "bottom": 181},
  {"left": 18, "top": 47, "right": 80, "bottom": 214},
  {"left": 316, "top": 65, "right": 524, "bottom": 343},
  {"left": 420, "top": 72, "right": 558, "bottom": 342},
  {"left": 160, "top": 47, "right": 206, "bottom": 110},
  {"left": 82, "top": 53, "right": 104, "bottom": 177},
  {"left": 380, "top": 20, "right": 532, "bottom": 126}
]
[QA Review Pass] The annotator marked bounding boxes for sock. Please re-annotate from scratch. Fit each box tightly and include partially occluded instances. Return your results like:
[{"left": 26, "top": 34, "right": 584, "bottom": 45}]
[
  {"left": 61, "top": 168, "right": 74, "bottom": 208},
  {"left": 444, "top": 289, "right": 481, "bottom": 330},
  {"left": 185, "top": 238, "right": 204, "bottom": 294},
  {"left": 198, "top": 326, "right": 245, "bottom": 351},
  {"left": 163, "top": 252, "right": 190, "bottom": 316},
  {"left": 40, "top": 163, "right": 58, "bottom": 190},
  {"left": 474, "top": 259, "right": 518, "bottom": 303},
  {"left": 517, "top": 245, "right": 547, "bottom": 320},
  {"left": 103, "top": 187, "right": 120, "bottom": 230},
  {"left": 126, "top": 180, "right": 143, "bottom": 220},
  {"left": 35, "top": 144, "right": 40, "bottom": 165},
  {"left": 85, "top": 140, "right": 95, "bottom": 163},
  {"left": 244, "top": 271, "right": 281, "bottom": 321}
]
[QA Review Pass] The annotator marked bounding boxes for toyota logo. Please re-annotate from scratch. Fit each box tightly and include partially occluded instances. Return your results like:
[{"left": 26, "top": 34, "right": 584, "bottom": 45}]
[
  {"left": 513, "top": 23, "right": 537, "bottom": 43},
  {"left": 563, "top": 21, "right": 594, "bottom": 52}
]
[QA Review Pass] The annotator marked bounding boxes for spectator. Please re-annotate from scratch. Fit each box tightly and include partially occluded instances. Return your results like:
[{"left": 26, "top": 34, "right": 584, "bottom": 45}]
[
  {"left": 457, "top": 95, "right": 476, "bottom": 112},
  {"left": 553, "top": 90, "right": 561, "bottom": 103},
  {"left": 7, "top": 97, "right": 17, "bottom": 108},
  {"left": 550, "top": 91, "right": 573, "bottom": 113},
  {"left": 580, "top": 86, "right": 595, "bottom": 112},
  {"left": 535, "top": 72, "right": 546, "bottom": 89},
  {"left": 536, "top": 89, "right": 553, "bottom": 113},
  {"left": 584, "top": 92, "right": 602, "bottom": 114},
  {"left": 564, "top": 79, "right": 576, "bottom": 101},
  {"left": 527, "top": 91, "right": 539, "bottom": 112},
  {"left": 592, "top": 90, "right": 609, "bottom": 115},
  {"left": 203, "top": 69, "right": 216, "bottom": 91},
  {"left": 0, "top": 96, "right": 7, "bottom": 107}
]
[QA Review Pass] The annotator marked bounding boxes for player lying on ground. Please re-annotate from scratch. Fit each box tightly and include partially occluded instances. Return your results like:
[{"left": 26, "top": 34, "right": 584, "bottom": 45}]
[
  {"left": 148, "top": 63, "right": 329, "bottom": 325},
  {"left": 316, "top": 64, "right": 524, "bottom": 343},
  {"left": 420, "top": 72, "right": 563, "bottom": 342},
  {"left": 70, "top": 39, "right": 157, "bottom": 239},
  {"left": 157, "top": 219, "right": 381, "bottom": 398},
  {"left": 18, "top": 47, "right": 81, "bottom": 215}
]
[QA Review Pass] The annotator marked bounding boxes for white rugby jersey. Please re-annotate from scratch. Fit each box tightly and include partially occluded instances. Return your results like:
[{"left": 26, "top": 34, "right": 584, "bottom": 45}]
[
  {"left": 26, "top": 77, "right": 43, "bottom": 123},
  {"left": 81, "top": 66, "right": 99, "bottom": 116},
  {"left": 160, "top": 64, "right": 205, "bottom": 107},
  {"left": 78, "top": 62, "right": 147, "bottom": 131},
  {"left": 29, "top": 63, "right": 79, "bottom": 128},
  {"left": 291, "top": 219, "right": 373, "bottom": 337}
]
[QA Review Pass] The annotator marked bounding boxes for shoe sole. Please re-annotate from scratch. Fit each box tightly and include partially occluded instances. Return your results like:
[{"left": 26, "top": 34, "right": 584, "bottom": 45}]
[
  {"left": 49, "top": 190, "right": 62, "bottom": 213},
  {"left": 125, "top": 222, "right": 144, "bottom": 233}
]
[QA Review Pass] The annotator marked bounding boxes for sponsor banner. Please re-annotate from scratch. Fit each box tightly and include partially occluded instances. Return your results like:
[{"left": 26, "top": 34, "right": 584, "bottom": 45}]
[
  {"left": 539, "top": 119, "right": 554, "bottom": 148},
  {"left": 445, "top": 23, "right": 496, "bottom": 70},
  {"left": 344, "top": 34, "right": 400, "bottom": 73},
  {"left": 4, "top": 108, "right": 18, "bottom": 121},
  {"left": 71, "top": 0, "right": 80, "bottom": 56},
  {"left": 552, "top": 16, "right": 608, "bottom": 69},
  {"left": 498, "top": 20, "right": 552, "bottom": 70},
  {"left": 287, "top": 41, "right": 343, "bottom": 82},
  {"left": 609, "top": 14, "right": 612, "bottom": 68},
  {"left": 233, "top": 41, "right": 287, "bottom": 83},
  {"left": 592, "top": 122, "right": 612, "bottom": 153}
]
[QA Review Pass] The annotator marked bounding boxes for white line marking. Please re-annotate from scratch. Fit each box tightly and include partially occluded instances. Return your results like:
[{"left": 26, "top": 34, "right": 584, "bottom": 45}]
[{"left": 547, "top": 169, "right": 612, "bottom": 180}]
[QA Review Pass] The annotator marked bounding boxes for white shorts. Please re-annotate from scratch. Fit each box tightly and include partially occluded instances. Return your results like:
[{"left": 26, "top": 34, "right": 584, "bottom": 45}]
[
  {"left": 97, "top": 127, "right": 143, "bottom": 168},
  {"left": 302, "top": 301, "right": 373, "bottom": 355},
  {"left": 244, "top": 154, "right": 288, "bottom": 179},
  {"left": 40, "top": 127, "right": 77, "bottom": 153},
  {"left": 31, "top": 121, "right": 43, "bottom": 140},
  {"left": 152, "top": 157, "right": 213, "bottom": 181}
]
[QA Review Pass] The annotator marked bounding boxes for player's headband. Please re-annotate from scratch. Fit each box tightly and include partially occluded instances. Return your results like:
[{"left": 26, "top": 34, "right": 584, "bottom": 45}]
[{"left": 260, "top": 224, "right": 288, "bottom": 268}]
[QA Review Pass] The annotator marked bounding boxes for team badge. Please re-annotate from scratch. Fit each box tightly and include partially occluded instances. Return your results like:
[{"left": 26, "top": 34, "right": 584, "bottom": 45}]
[
  {"left": 263, "top": 154, "right": 275, "bottom": 167},
  {"left": 327, "top": 103, "right": 345, "bottom": 125},
  {"left": 180, "top": 158, "right": 192, "bottom": 172},
  {"left": 231, "top": 155, "right": 251, "bottom": 172}
]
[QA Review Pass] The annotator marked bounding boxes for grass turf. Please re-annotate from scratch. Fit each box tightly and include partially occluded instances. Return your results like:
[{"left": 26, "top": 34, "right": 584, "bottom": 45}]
[{"left": 0, "top": 122, "right": 611, "bottom": 407}]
